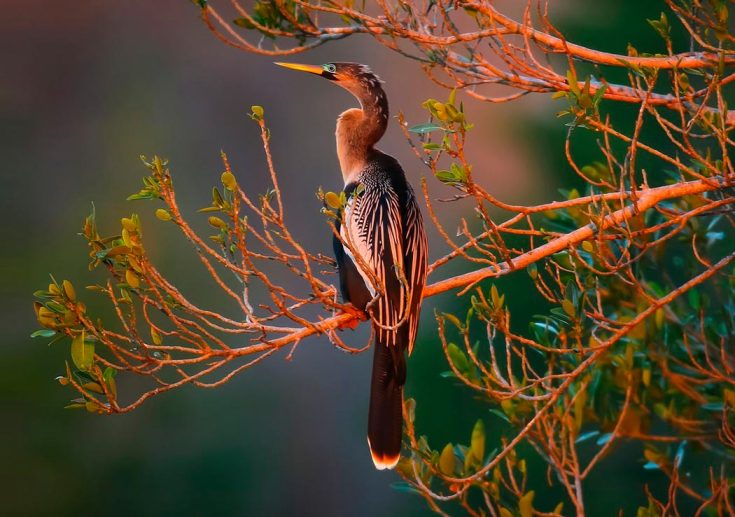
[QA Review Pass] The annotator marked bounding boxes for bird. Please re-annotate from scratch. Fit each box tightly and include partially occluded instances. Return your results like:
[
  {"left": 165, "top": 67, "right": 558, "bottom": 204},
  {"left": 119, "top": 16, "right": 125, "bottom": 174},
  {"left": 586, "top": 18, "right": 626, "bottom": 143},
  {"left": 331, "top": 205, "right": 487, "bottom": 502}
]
[{"left": 275, "top": 62, "right": 428, "bottom": 470}]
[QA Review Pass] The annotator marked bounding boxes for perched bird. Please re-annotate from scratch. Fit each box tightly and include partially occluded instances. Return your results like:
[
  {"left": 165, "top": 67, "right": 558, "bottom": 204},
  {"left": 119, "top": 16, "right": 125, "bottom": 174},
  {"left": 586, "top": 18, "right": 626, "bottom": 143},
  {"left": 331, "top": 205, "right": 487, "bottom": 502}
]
[{"left": 275, "top": 62, "right": 428, "bottom": 470}]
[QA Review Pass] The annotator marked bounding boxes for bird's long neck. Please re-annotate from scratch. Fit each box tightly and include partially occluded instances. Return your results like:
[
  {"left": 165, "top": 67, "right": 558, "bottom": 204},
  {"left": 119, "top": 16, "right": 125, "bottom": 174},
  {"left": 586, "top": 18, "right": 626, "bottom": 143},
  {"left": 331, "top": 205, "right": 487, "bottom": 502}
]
[{"left": 336, "top": 87, "right": 389, "bottom": 185}]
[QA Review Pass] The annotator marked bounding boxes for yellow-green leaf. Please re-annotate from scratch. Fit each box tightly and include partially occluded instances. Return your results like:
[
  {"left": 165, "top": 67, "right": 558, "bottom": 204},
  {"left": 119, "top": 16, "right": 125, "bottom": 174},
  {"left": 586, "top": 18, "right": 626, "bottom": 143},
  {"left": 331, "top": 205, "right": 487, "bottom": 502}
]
[
  {"left": 82, "top": 381, "right": 104, "bottom": 394},
  {"left": 574, "top": 386, "right": 588, "bottom": 432},
  {"left": 439, "top": 443, "right": 456, "bottom": 476},
  {"left": 62, "top": 280, "right": 76, "bottom": 301},
  {"left": 85, "top": 400, "right": 102, "bottom": 413},
  {"left": 442, "top": 312, "right": 463, "bottom": 329},
  {"left": 155, "top": 208, "right": 172, "bottom": 221},
  {"left": 562, "top": 299, "right": 575, "bottom": 317},
  {"left": 251, "top": 105, "right": 264, "bottom": 119},
  {"left": 221, "top": 171, "right": 237, "bottom": 190},
  {"left": 71, "top": 331, "right": 95, "bottom": 371},
  {"left": 448, "top": 88, "right": 457, "bottom": 106},
  {"left": 470, "top": 419, "right": 485, "bottom": 463},
  {"left": 121, "top": 217, "right": 137, "bottom": 232},
  {"left": 725, "top": 389, "right": 735, "bottom": 408},
  {"left": 490, "top": 284, "right": 502, "bottom": 308},
  {"left": 642, "top": 367, "right": 651, "bottom": 387},
  {"left": 103, "top": 367, "right": 118, "bottom": 399},
  {"left": 655, "top": 308, "right": 665, "bottom": 329},
  {"left": 125, "top": 269, "right": 140, "bottom": 289},
  {"left": 208, "top": 216, "right": 227, "bottom": 229},
  {"left": 151, "top": 327, "right": 162, "bottom": 345},
  {"left": 405, "top": 398, "right": 416, "bottom": 424},
  {"left": 519, "top": 490, "right": 535, "bottom": 517},
  {"left": 324, "top": 191, "right": 342, "bottom": 209}
]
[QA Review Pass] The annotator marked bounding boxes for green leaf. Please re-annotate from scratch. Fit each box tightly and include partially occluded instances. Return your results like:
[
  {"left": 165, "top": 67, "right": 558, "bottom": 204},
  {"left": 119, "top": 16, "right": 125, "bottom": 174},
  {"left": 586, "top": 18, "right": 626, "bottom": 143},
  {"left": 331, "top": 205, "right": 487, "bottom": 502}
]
[
  {"left": 102, "top": 367, "right": 117, "bottom": 383},
  {"left": 435, "top": 164, "right": 468, "bottom": 187},
  {"left": 592, "top": 83, "right": 608, "bottom": 106},
  {"left": 447, "top": 343, "right": 470, "bottom": 373},
  {"left": 575, "top": 430, "right": 599, "bottom": 444},
  {"left": 596, "top": 432, "right": 613, "bottom": 446},
  {"left": 31, "top": 329, "right": 56, "bottom": 338},
  {"left": 45, "top": 301, "right": 66, "bottom": 314},
  {"left": 71, "top": 331, "right": 95, "bottom": 371},
  {"left": 647, "top": 12, "right": 670, "bottom": 39},
  {"left": 688, "top": 288, "right": 700, "bottom": 310},
  {"left": 390, "top": 482, "right": 421, "bottom": 494},
  {"left": 408, "top": 123, "right": 442, "bottom": 134},
  {"left": 674, "top": 440, "right": 687, "bottom": 468},
  {"left": 489, "top": 408, "right": 511, "bottom": 423},
  {"left": 450, "top": 163, "right": 467, "bottom": 182},
  {"left": 127, "top": 192, "right": 147, "bottom": 201}
]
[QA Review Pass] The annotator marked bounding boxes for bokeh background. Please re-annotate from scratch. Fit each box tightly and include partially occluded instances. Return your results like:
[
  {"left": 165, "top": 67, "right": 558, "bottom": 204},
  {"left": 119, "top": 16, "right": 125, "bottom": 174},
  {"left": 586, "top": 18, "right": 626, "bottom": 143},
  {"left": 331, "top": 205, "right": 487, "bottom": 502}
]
[{"left": 1, "top": 1, "right": 678, "bottom": 515}]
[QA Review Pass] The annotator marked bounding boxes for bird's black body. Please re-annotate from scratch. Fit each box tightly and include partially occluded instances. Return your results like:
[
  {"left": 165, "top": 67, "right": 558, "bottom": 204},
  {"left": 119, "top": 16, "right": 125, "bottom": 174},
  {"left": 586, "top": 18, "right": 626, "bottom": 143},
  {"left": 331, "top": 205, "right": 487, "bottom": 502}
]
[
  {"left": 332, "top": 150, "right": 426, "bottom": 467},
  {"left": 276, "top": 61, "right": 428, "bottom": 470}
]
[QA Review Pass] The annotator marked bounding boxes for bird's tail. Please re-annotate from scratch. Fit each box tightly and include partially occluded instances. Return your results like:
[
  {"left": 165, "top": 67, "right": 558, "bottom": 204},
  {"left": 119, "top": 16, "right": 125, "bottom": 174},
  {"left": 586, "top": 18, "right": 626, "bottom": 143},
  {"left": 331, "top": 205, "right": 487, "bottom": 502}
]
[{"left": 367, "top": 337, "right": 406, "bottom": 470}]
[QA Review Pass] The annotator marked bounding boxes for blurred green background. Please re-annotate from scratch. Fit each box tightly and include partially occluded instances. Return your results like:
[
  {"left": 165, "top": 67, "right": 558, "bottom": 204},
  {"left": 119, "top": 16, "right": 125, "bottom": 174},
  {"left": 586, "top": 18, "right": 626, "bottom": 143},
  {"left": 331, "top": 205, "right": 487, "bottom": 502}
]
[{"left": 1, "top": 1, "right": 685, "bottom": 515}]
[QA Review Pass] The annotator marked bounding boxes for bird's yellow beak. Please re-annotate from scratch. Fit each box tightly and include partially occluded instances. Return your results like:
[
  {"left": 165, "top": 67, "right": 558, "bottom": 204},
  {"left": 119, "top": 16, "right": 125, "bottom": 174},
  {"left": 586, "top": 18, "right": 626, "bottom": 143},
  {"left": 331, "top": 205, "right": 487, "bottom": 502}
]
[{"left": 274, "top": 62, "right": 324, "bottom": 76}]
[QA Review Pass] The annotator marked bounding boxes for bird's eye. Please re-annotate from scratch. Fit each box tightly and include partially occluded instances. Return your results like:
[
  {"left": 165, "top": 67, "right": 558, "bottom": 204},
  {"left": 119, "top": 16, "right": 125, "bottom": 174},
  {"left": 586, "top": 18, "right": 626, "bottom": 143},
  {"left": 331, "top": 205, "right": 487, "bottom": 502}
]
[{"left": 323, "top": 63, "right": 337, "bottom": 74}]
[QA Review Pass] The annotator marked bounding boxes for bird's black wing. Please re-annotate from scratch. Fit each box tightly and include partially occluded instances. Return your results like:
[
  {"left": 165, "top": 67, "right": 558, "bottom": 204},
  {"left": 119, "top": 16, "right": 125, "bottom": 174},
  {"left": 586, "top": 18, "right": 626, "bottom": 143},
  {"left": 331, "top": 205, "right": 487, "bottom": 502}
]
[{"left": 332, "top": 184, "right": 373, "bottom": 312}]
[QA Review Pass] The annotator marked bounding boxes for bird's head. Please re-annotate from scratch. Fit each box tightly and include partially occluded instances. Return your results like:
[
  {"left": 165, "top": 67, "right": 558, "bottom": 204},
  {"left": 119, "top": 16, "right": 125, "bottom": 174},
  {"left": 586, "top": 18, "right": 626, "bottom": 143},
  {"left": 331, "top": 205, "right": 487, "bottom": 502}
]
[
  {"left": 275, "top": 61, "right": 389, "bottom": 166},
  {"left": 275, "top": 62, "right": 385, "bottom": 106}
]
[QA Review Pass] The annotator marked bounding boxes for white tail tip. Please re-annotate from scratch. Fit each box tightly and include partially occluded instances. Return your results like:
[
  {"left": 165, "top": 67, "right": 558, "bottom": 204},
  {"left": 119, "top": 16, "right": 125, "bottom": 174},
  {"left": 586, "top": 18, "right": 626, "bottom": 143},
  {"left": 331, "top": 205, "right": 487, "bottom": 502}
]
[{"left": 368, "top": 437, "right": 400, "bottom": 470}]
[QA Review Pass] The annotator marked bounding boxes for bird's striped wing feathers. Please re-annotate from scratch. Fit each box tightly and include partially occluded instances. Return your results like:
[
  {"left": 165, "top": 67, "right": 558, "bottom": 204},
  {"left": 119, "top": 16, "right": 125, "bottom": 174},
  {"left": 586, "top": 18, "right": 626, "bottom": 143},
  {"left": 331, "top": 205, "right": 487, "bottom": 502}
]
[
  {"left": 341, "top": 184, "right": 407, "bottom": 348},
  {"left": 401, "top": 185, "right": 428, "bottom": 355}
]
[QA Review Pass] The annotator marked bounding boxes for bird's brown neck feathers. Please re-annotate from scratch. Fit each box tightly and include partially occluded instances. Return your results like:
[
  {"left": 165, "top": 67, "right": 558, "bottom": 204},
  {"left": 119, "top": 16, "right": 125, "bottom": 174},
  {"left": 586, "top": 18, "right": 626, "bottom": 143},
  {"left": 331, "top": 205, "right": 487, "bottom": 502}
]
[{"left": 335, "top": 78, "right": 389, "bottom": 184}]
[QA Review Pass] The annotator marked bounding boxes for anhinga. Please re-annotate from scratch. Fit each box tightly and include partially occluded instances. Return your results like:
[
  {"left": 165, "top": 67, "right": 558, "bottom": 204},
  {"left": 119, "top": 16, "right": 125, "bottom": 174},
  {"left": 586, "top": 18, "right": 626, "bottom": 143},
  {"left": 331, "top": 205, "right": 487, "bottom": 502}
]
[{"left": 275, "top": 62, "right": 428, "bottom": 470}]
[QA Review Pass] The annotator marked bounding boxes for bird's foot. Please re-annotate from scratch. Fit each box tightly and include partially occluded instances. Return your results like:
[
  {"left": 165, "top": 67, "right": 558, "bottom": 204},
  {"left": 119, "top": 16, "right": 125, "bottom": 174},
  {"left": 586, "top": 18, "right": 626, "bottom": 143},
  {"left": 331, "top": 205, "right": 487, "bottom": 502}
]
[{"left": 337, "top": 306, "right": 367, "bottom": 330}]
